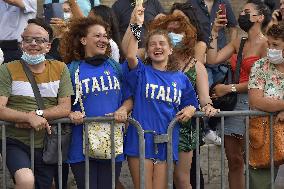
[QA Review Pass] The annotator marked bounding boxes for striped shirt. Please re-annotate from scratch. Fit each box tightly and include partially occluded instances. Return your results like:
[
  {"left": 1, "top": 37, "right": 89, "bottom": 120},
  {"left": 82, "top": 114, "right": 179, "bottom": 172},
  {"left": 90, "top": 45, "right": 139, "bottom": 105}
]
[{"left": 0, "top": 60, "right": 74, "bottom": 147}]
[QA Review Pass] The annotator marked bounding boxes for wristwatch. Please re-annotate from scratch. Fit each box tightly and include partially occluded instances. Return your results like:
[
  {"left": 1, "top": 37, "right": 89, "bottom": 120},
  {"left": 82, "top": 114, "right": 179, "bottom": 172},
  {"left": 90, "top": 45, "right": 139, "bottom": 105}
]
[
  {"left": 36, "top": 109, "right": 44, "bottom": 117},
  {"left": 231, "top": 84, "right": 237, "bottom": 93}
]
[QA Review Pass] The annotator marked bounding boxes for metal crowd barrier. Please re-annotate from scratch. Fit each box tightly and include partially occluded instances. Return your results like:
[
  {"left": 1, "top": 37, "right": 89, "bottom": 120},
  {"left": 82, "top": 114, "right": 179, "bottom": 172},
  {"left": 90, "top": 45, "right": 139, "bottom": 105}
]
[
  {"left": 0, "top": 111, "right": 280, "bottom": 189},
  {"left": 166, "top": 110, "right": 277, "bottom": 189},
  {"left": 0, "top": 116, "right": 145, "bottom": 189}
]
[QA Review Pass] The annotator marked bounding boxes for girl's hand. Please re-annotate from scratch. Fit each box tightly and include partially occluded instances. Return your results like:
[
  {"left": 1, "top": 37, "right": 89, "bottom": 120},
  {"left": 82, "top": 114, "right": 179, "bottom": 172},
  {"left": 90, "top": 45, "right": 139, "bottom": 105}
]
[
  {"left": 69, "top": 111, "right": 85, "bottom": 125},
  {"left": 134, "top": 5, "right": 145, "bottom": 25},
  {"left": 211, "top": 84, "right": 230, "bottom": 98},
  {"left": 201, "top": 103, "right": 220, "bottom": 117},
  {"left": 276, "top": 111, "right": 284, "bottom": 123},
  {"left": 176, "top": 106, "right": 196, "bottom": 122},
  {"left": 212, "top": 10, "right": 227, "bottom": 33}
]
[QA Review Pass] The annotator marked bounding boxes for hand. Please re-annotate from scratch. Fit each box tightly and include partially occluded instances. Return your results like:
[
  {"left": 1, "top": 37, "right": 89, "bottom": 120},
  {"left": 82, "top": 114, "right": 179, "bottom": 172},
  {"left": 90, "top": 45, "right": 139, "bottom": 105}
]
[
  {"left": 211, "top": 84, "right": 230, "bottom": 98},
  {"left": 271, "top": 9, "right": 281, "bottom": 25},
  {"left": 212, "top": 10, "right": 227, "bottom": 33},
  {"left": 69, "top": 111, "right": 85, "bottom": 125},
  {"left": 176, "top": 106, "right": 196, "bottom": 122},
  {"left": 201, "top": 104, "right": 220, "bottom": 117},
  {"left": 50, "top": 18, "right": 68, "bottom": 37},
  {"left": 113, "top": 107, "right": 128, "bottom": 123},
  {"left": 276, "top": 111, "right": 284, "bottom": 123},
  {"left": 27, "top": 113, "right": 51, "bottom": 134},
  {"left": 130, "top": 5, "right": 145, "bottom": 25}
]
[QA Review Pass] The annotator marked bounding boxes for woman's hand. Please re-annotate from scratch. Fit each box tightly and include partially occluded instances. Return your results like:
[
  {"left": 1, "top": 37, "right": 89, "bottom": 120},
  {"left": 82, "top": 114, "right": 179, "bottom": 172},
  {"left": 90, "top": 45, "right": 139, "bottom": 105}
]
[
  {"left": 113, "top": 107, "right": 128, "bottom": 123},
  {"left": 276, "top": 111, "right": 284, "bottom": 123},
  {"left": 176, "top": 106, "right": 196, "bottom": 122},
  {"left": 132, "top": 5, "right": 145, "bottom": 25},
  {"left": 201, "top": 103, "right": 220, "bottom": 117},
  {"left": 69, "top": 111, "right": 85, "bottom": 125},
  {"left": 212, "top": 10, "right": 227, "bottom": 33},
  {"left": 211, "top": 84, "right": 231, "bottom": 98}
]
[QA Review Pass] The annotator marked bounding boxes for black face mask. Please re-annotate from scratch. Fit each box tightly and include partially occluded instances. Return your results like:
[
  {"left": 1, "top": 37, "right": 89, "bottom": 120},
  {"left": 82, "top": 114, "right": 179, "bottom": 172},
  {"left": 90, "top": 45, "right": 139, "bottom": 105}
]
[
  {"left": 85, "top": 54, "right": 108, "bottom": 66},
  {"left": 238, "top": 14, "right": 254, "bottom": 32}
]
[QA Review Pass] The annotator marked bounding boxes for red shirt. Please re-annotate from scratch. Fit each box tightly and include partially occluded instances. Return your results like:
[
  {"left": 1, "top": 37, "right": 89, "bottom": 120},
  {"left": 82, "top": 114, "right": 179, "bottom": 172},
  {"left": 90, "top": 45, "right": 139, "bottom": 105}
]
[{"left": 230, "top": 54, "right": 260, "bottom": 83}]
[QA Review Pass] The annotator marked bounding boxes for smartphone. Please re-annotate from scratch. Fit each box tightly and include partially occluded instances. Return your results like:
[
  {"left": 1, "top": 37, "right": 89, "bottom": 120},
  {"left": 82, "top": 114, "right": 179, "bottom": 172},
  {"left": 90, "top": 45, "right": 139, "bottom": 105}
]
[
  {"left": 219, "top": 3, "right": 227, "bottom": 24},
  {"left": 276, "top": 11, "right": 282, "bottom": 21},
  {"left": 44, "top": 3, "right": 64, "bottom": 24}
]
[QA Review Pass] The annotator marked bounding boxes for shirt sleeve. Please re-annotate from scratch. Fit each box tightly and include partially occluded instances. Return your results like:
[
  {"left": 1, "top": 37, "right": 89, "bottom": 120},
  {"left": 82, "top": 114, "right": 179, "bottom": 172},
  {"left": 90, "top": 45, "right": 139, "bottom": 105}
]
[
  {"left": 0, "top": 65, "right": 12, "bottom": 97},
  {"left": 224, "top": 0, "right": 238, "bottom": 27},
  {"left": 23, "top": 0, "right": 37, "bottom": 14},
  {"left": 58, "top": 65, "right": 75, "bottom": 98},
  {"left": 179, "top": 75, "right": 199, "bottom": 110},
  {"left": 248, "top": 60, "right": 266, "bottom": 90}
]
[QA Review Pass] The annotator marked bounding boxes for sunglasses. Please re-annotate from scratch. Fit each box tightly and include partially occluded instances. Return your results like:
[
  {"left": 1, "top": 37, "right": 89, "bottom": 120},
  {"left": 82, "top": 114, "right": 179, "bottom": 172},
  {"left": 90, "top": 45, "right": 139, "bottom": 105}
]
[{"left": 22, "top": 36, "right": 49, "bottom": 44}]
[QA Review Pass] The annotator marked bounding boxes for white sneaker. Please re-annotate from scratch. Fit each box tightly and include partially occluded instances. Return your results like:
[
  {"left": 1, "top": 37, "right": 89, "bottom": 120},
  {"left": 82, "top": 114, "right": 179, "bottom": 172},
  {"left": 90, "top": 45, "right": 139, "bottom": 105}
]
[{"left": 203, "top": 130, "right": 221, "bottom": 146}]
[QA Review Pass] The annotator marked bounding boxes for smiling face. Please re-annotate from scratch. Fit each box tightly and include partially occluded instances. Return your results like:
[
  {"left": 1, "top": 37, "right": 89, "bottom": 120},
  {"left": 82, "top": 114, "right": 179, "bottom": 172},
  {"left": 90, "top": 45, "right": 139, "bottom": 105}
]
[
  {"left": 21, "top": 23, "right": 51, "bottom": 56},
  {"left": 81, "top": 24, "right": 109, "bottom": 57},
  {"left": 147, "top": 34, "right": 173, "bottom": 64}
]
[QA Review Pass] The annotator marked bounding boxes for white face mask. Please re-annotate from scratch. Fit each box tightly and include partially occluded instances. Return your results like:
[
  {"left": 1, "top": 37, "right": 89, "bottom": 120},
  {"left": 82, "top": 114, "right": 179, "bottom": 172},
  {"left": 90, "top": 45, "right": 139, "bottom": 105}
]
[{"left": 267, "top": 48, "right": 284, "bottom": 65}]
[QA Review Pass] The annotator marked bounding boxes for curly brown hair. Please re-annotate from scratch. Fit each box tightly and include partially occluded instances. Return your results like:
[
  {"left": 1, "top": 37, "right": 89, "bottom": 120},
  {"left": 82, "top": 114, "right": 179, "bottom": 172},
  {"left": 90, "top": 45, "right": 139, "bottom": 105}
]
[
  {"left": 60, "top": 17, "right": 111, "bottom": 64},
  {"left": 267, "top": 22, "right": 284, "bottom": 41},
  {"left": 149, "top": 14, "right": 197, "bottom": 63},
  {"left": 144, "top": 29, "right": 181, "bottom": 72}
]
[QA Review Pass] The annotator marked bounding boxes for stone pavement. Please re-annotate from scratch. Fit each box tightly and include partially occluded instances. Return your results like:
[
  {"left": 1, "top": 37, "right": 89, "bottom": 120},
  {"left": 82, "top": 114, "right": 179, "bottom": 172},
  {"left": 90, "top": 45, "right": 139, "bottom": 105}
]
[{"left": 1, "top": 145, "right": 284, "bottom": 188}]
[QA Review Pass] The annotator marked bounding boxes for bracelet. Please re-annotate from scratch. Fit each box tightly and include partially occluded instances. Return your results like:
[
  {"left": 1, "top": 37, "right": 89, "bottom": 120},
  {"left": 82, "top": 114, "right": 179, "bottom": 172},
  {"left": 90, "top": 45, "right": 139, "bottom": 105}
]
[
  {"left": 207, "top": 33, "right": 218, "bottom": 49},
  {"left": 202, "top": 102, "right": 214, "bottom": 108},
  {"left": 130, "top": 23, "right": 142, "bottom": 42}
]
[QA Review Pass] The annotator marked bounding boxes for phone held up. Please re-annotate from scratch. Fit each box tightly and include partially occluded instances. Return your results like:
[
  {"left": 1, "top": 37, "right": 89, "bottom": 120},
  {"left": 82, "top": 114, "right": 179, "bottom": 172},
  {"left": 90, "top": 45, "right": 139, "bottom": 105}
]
[{"left": 219, "top": 3, "right": 227, "bottom": 24}]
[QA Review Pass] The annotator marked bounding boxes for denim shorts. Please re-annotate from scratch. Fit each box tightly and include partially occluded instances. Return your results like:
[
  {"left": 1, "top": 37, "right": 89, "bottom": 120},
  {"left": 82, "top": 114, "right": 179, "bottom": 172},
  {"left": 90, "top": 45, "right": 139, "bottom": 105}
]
[
  {"left": 1, "top": 138, "right": 57, "bottom": 189},
  {"left": 217, "top": 93, "right": 249, "bottom": 136}
]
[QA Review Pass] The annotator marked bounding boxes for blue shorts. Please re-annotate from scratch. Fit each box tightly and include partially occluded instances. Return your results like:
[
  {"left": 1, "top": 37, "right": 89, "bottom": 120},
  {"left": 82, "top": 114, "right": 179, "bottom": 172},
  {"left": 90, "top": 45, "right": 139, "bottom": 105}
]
[{"left": 1, "top": 138, "right": 57, "bottom": 189}]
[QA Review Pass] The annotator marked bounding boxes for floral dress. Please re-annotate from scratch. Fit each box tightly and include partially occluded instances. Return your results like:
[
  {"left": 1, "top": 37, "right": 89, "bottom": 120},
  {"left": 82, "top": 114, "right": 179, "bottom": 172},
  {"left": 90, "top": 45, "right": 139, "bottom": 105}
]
[
  {"left": 179, "top": 59, "right": 203, "bottom": 152},
  {"left": 248, "top": 58, "right": 284, "bottom": 101}
]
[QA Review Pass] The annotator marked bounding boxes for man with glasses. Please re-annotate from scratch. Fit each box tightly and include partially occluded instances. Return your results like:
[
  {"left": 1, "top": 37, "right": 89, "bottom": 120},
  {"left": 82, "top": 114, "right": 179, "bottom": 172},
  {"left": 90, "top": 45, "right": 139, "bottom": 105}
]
[
  {"left": 0, "top": 18, "right": 73, "bottom": 189},
  {"left": 0, "top": 0, "right": 36, "bottom": 63}
]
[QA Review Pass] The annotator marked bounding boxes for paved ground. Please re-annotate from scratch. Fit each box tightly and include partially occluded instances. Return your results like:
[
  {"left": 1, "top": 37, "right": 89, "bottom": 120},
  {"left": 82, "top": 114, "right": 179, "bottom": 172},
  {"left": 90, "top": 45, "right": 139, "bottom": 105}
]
[{"left": 1, "top": 145, "right": 284, "bottom": 188}]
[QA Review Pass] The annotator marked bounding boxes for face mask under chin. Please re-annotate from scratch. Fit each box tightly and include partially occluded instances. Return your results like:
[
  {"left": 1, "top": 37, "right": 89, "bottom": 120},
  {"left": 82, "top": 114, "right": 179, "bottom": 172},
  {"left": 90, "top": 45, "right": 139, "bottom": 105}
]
[{"left": 21, "top": 51, "right": 46, "bottom": 65}]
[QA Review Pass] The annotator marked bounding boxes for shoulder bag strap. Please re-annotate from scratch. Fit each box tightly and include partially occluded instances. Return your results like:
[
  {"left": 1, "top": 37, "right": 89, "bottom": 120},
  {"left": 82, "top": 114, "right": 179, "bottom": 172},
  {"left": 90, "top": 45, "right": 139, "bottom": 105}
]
[
  {"left": 234, "top": 37, "right": 247, "bottom": 83},
  {"left": 21, "top": 61, "right": 46, "bottom": 110},
  {"left": 89, "top": 0, "right": 94, "bottom": 8}
]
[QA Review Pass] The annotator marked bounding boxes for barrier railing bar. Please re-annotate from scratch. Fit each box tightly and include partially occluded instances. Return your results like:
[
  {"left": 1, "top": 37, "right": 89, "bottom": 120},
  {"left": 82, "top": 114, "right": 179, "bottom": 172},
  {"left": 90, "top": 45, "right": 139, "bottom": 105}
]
[
  {"left": 57, "top": 123, "right": 62, "bottom": 189},
  {"left": 269, "top": 114, "right": 274, "bottom": 189},
  {"left": 111, "top": 121, "right": 115, "bottom": 189},
  {"left": 84, "top": 123, "right": 89, "bottom": 189},
  {"left": 30, "top": 129, "right": 35, "bottom": 173},
  {"left": 245, "top": 116, "right": 249, "bottom": 189},
  {"left": 221, "top": 116, "right": 225, "bottom": 189},
  {"left": 167, "top": 118, "right": 176, "bottom": 189},
  {"left": 2, "top": 124, "right": 6, "bottom": 189},
  {"left": 196, "top": 118, "right": 201, "bottom": 189}
]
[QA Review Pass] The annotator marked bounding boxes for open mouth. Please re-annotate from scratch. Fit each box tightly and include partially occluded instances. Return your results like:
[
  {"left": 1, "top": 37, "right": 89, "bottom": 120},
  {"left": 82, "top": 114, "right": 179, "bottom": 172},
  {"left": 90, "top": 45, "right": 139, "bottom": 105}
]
[
  {"left": 153, "top": 51, "right": 163, "bottom": 56},
  {"left": 96, "top": 43, "right": 106, "bottom": 49}
]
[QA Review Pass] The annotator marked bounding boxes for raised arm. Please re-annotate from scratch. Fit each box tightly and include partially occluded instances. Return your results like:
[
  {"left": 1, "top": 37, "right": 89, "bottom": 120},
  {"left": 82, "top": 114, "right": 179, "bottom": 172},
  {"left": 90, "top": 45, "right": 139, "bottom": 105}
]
[
  {"left": 4, "top": 0, "right": 25, "bottom": 8},
  {"left": 206, "top": 12, "right": 236, "bottom": 65},
  {"left": 122, "top": 5, "right": 144, "bottom": 70},
  {"left": 68, "top": 0, "right": 85, "bottom": 19}
]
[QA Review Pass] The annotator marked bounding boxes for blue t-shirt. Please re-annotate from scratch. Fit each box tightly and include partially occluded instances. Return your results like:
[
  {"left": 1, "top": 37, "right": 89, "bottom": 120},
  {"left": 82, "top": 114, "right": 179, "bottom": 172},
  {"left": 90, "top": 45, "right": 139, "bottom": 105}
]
[
  {"left": 124, "top": 59, "right": 199, "bottom": 161},
  {"left": 67, "top": 60, "right": 130, "bottom": 163}
]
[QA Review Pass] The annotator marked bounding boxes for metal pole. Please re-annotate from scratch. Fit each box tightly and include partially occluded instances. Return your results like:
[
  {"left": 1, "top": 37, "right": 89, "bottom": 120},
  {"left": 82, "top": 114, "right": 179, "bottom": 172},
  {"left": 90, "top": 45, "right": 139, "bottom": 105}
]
[
  {"left": 111, "top": 121, "right": 115, "bottom": 189},
  {"left": 57, "top": 123, "right": 62, "bottom": 189},
  {"left": 85, "top": 123, "right": 89, "bottom": 189},
  {"left": 196, "top": 118, "right": 200, "bottom": 189},
  {"left": 221, "top": 116, "right": 225, "bottom": 189},
  {"left": 2, "top": 125, "right": 6, "bottom": 189},
  {"left": 167, "top": 119, "right": 176, "bottom": 189}
]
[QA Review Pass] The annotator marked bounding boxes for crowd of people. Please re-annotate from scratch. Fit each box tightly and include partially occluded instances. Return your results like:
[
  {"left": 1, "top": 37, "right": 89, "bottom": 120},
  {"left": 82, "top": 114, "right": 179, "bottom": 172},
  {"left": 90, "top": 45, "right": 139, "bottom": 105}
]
[{"left": 0, "top": 0, "right": 284, "bottom": 189}]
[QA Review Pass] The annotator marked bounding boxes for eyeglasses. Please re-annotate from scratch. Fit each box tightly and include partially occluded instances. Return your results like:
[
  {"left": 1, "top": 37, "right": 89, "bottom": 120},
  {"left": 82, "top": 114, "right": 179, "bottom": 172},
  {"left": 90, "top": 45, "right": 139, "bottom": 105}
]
[{"left": 22, "top": 36, "right": 49, "bottom": 44}]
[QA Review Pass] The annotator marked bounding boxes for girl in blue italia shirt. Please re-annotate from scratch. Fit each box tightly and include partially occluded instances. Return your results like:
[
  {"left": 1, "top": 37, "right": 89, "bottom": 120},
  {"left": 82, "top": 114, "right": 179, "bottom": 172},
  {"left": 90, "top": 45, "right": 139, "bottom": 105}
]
[
  {"left": 60, "top": 17, "right": 132, "bottom": 189},
  {"left": 122, "top": 5, "right": 199, "bottom": 189}
]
